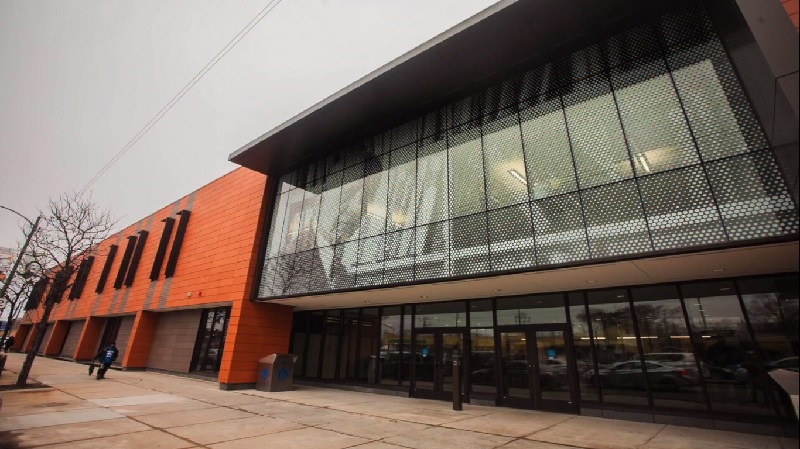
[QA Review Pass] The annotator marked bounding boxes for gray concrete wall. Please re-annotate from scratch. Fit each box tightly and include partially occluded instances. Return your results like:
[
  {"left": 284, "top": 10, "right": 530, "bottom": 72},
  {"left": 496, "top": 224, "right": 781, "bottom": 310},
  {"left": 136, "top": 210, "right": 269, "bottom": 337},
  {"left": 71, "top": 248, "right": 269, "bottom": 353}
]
[
  {"left": 113, "top": 315, "right": 136, "bottom": 366},
  {"left": 60, "top": 320, "right": 85, "bottom": 358},
  {"left": 147, "top": 309, "right": 202, "bottom": 373}
]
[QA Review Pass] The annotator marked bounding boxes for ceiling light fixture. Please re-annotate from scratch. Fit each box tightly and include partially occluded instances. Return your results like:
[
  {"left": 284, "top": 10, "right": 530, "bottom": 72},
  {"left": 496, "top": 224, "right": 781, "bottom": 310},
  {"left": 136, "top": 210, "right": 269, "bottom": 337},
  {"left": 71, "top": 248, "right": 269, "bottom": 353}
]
[
  {"left": 586, "top": 280, "right": 597, "bottom": 284},
  {"left": 508, "top": 169, "right": 528, "bottom": 185},
  {"left": 712, "top": 268, "right": 725, "bottom": 272}
]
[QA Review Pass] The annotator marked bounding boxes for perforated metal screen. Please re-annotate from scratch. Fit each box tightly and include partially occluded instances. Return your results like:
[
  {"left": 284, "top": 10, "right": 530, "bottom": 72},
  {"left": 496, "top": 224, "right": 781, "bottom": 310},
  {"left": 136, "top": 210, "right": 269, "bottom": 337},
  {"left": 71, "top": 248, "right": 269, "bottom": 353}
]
[{"left": 258, "top": 4, "right": 798, "bottom": 298}]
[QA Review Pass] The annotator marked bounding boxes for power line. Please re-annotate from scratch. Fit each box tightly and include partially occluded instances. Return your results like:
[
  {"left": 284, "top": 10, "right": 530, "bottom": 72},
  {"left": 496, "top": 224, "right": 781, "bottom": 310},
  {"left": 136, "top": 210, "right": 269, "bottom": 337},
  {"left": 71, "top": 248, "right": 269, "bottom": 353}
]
[{"left": 79, "top": 0, "right": 284, "bottom": 196}]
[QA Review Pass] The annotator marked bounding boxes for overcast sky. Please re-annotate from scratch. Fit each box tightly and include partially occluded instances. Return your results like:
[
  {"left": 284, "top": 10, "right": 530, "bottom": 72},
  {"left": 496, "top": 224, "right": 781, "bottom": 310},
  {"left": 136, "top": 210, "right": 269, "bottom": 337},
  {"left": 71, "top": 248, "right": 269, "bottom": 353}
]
[{"left": 0, "top": 0, "right": 496, "bottom": 249}]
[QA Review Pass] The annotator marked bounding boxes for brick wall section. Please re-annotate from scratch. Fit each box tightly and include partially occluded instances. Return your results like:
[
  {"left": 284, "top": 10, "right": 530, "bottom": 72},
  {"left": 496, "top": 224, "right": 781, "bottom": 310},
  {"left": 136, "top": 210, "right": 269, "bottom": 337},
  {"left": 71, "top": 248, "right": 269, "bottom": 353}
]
[
  {"left": 147, "top": 309, "right": 202, "bottom": 372},
  {"left": 60, "top": 320, "right": 84, "bottom": 358},
  {"left": 122, "top": 311, "right": 158, "bottom": 368},
  {"left": 783, "top": 0, "right": 799, "bottom": 29},
  {"left": 43, "top": 321, "right": 70, "bottom": 356}
]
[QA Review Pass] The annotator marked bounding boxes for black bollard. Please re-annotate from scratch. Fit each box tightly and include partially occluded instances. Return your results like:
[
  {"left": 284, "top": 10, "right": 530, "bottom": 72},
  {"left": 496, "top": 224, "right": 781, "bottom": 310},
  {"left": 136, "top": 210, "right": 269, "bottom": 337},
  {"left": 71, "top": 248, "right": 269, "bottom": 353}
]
[{"left": 452, "top": 357, "right": 463, "bottom": 411}]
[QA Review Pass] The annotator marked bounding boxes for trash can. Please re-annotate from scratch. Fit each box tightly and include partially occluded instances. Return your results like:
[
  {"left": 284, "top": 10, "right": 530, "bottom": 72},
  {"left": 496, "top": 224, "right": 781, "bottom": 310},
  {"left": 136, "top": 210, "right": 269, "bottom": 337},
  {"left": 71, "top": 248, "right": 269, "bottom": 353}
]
[{"left": 256, "top": 354, "right": 297, "bottom": 392}]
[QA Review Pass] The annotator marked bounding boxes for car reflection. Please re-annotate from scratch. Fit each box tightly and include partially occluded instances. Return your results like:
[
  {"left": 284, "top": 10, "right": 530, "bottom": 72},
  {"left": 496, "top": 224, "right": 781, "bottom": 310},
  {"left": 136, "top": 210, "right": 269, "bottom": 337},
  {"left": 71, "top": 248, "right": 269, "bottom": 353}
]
[
  {"left": 584, "top": 361, "right": 700, "bottom": 391},
  {"left": 470, "top": 359, "right": 572, "bottom": 389}
]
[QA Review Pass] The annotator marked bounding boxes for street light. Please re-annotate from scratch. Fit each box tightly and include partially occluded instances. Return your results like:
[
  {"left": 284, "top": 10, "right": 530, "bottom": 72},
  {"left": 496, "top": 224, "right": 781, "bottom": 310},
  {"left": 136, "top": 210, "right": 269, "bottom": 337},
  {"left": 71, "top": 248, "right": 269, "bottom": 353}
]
[{"left": 0, "top": 205, "right": 42, "bottom": 308}]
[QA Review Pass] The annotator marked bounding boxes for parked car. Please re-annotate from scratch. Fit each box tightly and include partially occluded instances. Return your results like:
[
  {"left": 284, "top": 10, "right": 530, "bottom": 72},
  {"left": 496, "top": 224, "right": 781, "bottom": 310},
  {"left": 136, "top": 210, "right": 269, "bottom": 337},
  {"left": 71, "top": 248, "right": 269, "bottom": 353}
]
[{"left": 584, "top": 360, "right": 699, "bottom": 391}]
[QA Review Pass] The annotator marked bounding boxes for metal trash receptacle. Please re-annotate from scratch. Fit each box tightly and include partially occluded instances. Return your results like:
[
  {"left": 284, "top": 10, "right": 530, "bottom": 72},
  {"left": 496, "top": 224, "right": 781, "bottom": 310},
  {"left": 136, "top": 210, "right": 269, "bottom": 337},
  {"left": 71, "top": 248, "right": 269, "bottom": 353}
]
[{"left": 256, "top": 354, "right": 297, "bottom": 392}]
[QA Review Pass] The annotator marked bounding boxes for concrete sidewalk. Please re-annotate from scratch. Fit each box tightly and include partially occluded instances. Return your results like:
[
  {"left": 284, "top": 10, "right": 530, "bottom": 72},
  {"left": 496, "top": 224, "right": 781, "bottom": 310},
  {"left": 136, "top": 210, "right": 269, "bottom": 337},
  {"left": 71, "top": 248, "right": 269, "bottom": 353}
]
[{"left": 0, "top": 353, "right": 796, "bottom": 449}]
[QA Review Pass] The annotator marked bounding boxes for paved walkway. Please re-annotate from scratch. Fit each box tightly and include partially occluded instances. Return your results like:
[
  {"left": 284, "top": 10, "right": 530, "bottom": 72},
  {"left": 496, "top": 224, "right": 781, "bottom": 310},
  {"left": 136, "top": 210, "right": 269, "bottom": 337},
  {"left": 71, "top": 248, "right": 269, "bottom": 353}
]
[{"left": 0, "top": 353, "right": 796, "bottom": 449}]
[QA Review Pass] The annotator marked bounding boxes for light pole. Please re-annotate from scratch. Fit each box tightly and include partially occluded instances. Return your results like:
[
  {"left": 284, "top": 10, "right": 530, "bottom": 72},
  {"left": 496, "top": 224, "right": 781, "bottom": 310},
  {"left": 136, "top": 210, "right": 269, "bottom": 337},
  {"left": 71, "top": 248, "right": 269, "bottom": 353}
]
[{"left": 0, "top": 205, "right": 41, "bottom": 311}]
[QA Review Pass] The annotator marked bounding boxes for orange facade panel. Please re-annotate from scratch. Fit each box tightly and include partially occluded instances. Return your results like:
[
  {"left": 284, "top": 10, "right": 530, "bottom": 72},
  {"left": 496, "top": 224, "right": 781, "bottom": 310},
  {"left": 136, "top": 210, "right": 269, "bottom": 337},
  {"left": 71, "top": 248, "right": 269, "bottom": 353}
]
[
  {"left": 784, "top": 0, "right": 799, "bottom": 29},
  {"left": 17, "top": 167, "right": 291, "bottom": 388},
  {"left": 24, "top": 167, "right": 268, "bottom": 324}
]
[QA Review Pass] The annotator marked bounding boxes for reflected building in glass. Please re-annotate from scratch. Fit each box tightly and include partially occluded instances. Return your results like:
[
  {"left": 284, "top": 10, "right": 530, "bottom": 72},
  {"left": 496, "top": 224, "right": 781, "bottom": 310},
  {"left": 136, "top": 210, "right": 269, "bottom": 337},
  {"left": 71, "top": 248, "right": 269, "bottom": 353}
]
[{"left": 230, "top": 0, "right": 799, "bottom": 435}]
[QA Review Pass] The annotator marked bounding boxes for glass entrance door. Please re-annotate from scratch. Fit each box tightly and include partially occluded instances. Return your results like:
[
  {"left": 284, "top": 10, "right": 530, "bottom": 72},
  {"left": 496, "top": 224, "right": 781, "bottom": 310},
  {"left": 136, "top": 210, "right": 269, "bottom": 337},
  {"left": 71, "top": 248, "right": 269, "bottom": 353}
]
[
  {"left": 498, "top": 324, "right": 577, "bottom": 413},
  {"left": 412, "top": 330, "right": 465, "bottom": 401}
]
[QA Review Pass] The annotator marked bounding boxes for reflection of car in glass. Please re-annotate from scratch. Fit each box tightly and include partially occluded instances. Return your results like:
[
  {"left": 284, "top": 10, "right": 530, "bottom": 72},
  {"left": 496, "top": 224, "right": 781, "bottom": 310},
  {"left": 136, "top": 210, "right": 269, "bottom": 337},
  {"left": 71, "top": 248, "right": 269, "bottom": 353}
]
[
  {"left": 631, "top": 353, "right": 709, "bottom": 378},
  {"left": 584, "top": 361, "right": 699, "bottom": 391},
  {"left": 765, "top": 357, "right": 799, "bottom": 373},
  {"left": 471, "top": 360, "right": 528, "bottom": 387}
]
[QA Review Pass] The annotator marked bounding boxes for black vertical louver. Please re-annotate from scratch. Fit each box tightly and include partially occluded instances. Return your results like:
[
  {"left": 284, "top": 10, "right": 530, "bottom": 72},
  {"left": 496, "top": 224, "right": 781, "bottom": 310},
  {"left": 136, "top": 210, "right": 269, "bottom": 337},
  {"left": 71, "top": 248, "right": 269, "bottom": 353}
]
[
  {"left": 124, "top": 230, "right": 149, "bottom": 287},
  {"left": 45, "top": 268, "right": 72, "bottom": 304},
  {"left": 150, "top": 217, "right": 175, "bottom": 281},
  {"left": 113, "top": 236, "right": 137, "bottom": 289},
  {"left": 164, "top": 210, "right": 191, "bottom": 278},
  {"left": 25, "top": 278, "right": 49, "bottom": 310},
  {"left": 68, "top": 256, "right": 94, "bottom": 299},
  {"left": 95, "top": 244, "right": 118, "bottom": 293}
]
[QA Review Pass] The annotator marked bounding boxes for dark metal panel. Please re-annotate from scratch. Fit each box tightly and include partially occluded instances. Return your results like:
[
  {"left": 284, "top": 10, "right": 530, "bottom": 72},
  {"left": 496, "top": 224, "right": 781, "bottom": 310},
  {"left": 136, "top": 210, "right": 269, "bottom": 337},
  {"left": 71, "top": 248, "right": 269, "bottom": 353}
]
[
  {"left": 150, "top": 217, "right": 175, "bottom": 281},
  {"left": 516, "top": 0, "right": 588, "bottom": 52},
  {"left": 113, "top": 236, "right": 137, "bottom": 290},
  {"left": 69, "top": 256, "right": 95, "bottom": 299},
  {"left": 95, "top": 244, "right": 118, "bottom": 294},
  {"left": 124, "top": 230, "right": 149, "bottom": 287},
  {"left": 164, "top": 210, "right": 191, "bottom": 278}
]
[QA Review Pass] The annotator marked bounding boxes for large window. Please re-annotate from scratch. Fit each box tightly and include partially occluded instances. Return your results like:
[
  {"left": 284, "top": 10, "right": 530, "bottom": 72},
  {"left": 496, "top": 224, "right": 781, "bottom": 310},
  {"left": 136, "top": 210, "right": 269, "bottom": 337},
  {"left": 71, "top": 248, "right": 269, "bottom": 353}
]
[
  {"left": 191, "top": 307, "right": 229, "bottom": 374},
  {"left": 681, "top": 282, "right": 774, "bottom": 416},
  {"left": 379, "top": 307, "right": 402, "bottom": 385},
  {"left": 586, "top": 290, "right": 647, "bottom": 406},
  {"left": 631, "top": 285, "right": 706, "bottom": 410},
  {"left": 287, "top": 273, "right": 798, "bottom": 423},
  {"left": 470, "top": 300, "right": 495, "bottom": 397},
  {"left": 259, "top": 3, "right": 796, "bottom": 298}
]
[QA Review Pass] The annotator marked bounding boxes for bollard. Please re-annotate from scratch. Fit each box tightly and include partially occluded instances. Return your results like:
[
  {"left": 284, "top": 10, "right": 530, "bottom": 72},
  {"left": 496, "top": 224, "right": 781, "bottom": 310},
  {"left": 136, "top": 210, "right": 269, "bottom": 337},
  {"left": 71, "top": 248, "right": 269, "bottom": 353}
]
[{"left": 452, "top": 357, "right": 463, "bottom": 411}]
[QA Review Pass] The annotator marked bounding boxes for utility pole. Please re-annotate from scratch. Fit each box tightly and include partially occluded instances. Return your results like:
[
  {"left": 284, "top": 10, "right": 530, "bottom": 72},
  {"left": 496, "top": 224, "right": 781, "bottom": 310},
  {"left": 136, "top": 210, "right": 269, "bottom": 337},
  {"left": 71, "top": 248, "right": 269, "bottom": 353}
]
[{"left": 0, "top": 207, "right": 41, "bottom": 307}]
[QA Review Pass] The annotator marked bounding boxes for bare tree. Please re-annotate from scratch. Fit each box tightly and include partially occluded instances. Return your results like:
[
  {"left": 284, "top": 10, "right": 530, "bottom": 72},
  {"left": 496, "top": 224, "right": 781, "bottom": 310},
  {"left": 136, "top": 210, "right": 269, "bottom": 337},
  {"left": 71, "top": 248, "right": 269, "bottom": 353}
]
[
  {"left": 16, "top": 193, "right": 114, "bottom": 386},
  {"left": 1, "top": 263, "right": 36, "bottom": 346}
]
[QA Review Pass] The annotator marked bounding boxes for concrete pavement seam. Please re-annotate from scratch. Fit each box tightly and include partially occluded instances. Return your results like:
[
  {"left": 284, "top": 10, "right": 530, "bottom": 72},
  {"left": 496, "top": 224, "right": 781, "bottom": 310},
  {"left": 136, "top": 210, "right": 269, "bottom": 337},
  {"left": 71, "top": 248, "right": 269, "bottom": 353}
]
[
  {"left": 124, "top": 414, "right": 214, "bottom": 449},
  {"left": 636, "top": 423, "right": 668, "bottom": 449}
]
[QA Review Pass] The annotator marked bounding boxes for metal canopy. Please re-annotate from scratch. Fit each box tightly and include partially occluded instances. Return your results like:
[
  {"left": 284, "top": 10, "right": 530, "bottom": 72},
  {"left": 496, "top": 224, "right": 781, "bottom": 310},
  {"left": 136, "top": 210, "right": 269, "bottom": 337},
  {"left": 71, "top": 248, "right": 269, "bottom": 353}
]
[{"left": 229, "top": 0, "right": 682, "bottom": 176}]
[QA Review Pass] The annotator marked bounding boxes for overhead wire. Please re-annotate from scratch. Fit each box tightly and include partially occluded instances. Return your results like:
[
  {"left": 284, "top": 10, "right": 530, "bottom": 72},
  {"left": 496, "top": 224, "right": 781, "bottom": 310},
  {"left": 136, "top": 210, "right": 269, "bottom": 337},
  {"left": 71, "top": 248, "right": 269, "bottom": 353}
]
[{"left": 78, "top": 0, "right": 284, "bottom": 195}]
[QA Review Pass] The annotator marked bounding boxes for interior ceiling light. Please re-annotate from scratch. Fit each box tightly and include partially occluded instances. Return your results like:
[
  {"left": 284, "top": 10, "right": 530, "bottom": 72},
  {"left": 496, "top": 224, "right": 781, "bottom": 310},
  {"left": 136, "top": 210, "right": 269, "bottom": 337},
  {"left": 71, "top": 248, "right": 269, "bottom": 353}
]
[
  {"left": 712, "top": 268, "right": 725, "bottom": 272},
  {"left": 586, "top": 280, "right": 597, "bottom": 284},
  {"left": 508, "top": 169, "right": 528, "bottom": 185}
]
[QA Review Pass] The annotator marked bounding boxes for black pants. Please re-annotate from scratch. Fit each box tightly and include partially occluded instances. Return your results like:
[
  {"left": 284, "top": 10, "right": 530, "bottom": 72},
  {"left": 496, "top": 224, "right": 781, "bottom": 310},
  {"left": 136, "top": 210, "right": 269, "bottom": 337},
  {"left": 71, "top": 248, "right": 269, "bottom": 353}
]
[{"left": 97, "top": 362, "right": 111, "bottom": 379}]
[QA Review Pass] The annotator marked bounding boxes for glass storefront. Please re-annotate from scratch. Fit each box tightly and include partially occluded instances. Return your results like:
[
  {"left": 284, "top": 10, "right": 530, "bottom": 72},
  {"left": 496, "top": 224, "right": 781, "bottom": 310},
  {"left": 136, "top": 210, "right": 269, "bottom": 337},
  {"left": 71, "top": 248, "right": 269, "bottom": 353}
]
[
  {"left": 289, "top": 274, "right": 798, "bottom": 422},
  {"left": 258, "top": 3, "right": 797, "bottom": 299}
]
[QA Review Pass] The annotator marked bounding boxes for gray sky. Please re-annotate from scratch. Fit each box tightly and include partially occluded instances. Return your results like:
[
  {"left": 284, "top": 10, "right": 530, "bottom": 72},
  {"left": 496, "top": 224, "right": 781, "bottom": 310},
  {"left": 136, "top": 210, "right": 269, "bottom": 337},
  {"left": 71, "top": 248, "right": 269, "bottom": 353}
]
[{"left": 0, "top": 0, "right": 496, "bottom": 249}]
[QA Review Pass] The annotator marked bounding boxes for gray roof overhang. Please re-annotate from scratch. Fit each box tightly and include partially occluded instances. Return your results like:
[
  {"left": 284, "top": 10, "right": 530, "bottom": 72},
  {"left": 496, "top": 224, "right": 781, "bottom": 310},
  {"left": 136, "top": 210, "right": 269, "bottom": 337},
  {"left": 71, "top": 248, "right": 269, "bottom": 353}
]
[{"left": 229, "top": 0, "right": 686, "bottom": 176}]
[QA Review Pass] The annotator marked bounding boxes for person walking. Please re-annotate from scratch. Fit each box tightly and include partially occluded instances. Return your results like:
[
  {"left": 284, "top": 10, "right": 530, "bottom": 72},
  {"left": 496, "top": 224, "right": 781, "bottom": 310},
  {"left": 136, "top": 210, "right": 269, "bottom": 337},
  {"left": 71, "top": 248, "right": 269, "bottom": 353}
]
[{"left": 95, "top": 342, "right": 118, "bottom": 380}]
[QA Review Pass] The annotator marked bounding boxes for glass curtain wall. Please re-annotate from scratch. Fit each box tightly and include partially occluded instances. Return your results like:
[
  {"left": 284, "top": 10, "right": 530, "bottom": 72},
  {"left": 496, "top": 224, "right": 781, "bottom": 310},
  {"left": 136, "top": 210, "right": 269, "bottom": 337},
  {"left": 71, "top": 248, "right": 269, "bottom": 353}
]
[
  {"left": 259, "top": 3, "right": 797, "bottom": 298},
  {"left": 289, "top": 274, "right": 798, "bottom": 422}
]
